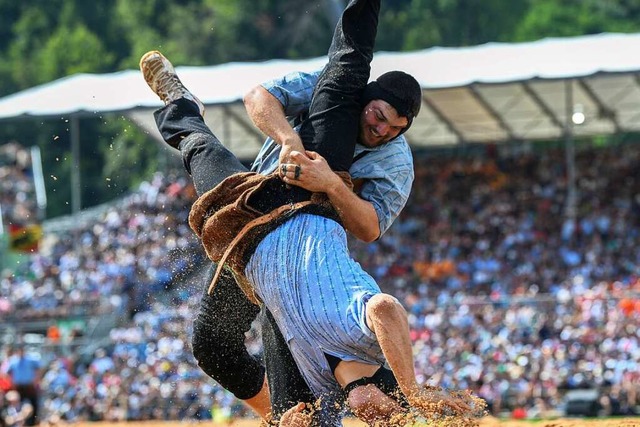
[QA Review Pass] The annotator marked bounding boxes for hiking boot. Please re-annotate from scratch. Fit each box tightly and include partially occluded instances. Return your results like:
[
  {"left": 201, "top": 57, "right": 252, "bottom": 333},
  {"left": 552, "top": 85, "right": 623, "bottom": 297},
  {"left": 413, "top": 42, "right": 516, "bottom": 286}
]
[{"left": 139, "top": 50, "right": 205, "bottom": 116}]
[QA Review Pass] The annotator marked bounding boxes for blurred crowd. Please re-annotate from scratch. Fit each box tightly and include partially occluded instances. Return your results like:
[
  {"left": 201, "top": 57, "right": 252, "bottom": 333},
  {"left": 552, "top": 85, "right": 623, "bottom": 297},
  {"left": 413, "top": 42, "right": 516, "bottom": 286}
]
[
  {"left": 0, "top": 142, "right": 38, "bottom": 230},
  {"left": 1, "top": 302, "right": 252, "bottom": 426},
  {"left": 1, "top": 169, "right": 201, "bottom": 321},
  {"left": 352, "top": 143, "right": 640, "bottom": 417},
  {"left": 1, "top": 141, "right": 639, "bottom": 424}
]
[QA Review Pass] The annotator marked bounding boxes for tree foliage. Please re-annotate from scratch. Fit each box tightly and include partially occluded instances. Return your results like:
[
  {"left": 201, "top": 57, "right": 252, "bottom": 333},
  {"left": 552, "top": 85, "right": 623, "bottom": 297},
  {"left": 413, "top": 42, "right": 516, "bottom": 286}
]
[
  {"left": 514, "top": 0, "right": 640, "bottom": 41},
  {"left": 0, "top": 0, "right": 639, "bottom": 216}
]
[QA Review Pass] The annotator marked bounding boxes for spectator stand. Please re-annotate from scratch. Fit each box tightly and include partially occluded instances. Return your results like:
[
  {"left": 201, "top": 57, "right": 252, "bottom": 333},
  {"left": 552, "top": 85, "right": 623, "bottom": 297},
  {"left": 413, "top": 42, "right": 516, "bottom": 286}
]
[{"left": 0, "top": 137, "right": 638, "bottom": 422}]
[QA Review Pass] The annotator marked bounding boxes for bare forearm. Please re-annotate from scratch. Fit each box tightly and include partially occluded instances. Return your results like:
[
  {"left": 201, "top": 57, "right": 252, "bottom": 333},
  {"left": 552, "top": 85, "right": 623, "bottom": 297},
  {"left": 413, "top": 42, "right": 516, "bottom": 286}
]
[
  {"left": 326, "top": 180, "right": 380, "bottom": 242},
  {"left": 243, "top": 86, "right": 299, "bottom": 146},
  {"left": 365, "top": 297, "right": 475, "bottom": 417},
  {"left": 365, "top": 294, "right": 419, "bottom": 398}
]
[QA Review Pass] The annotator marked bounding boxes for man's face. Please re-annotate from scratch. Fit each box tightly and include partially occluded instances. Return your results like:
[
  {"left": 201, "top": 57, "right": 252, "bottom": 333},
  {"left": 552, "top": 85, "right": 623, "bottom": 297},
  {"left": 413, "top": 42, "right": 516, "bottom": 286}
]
[{"left": 358, "top": 100, "right": 409, "bottom": 148}]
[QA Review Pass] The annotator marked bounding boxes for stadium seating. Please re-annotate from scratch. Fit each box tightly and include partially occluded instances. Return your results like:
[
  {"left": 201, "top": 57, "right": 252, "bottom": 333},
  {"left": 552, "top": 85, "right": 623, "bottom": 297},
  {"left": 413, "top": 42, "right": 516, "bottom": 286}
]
[{"left": 1, "top": 140, "right": 639, "bottom": 422}]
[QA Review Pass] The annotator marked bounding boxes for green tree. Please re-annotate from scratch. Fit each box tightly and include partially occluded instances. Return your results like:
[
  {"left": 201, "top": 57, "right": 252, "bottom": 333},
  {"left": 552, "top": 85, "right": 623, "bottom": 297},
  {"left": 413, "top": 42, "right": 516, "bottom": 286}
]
[
  {"left": 35, "top": 24, "right": 115, "bottom": 84},
  {"left": 5, "top": 7, "right": 54, "bottom": 91},
  {"left": 114, "top": 0, "right": 334, "bottom": 68},
  {"left": 377, "top": 0, "right": 529, "bottom": 50},
  {"left": 0, "top": 0, "right": 23, "bottom": 53},
  {"left": 515, "top": 0, "right": 640, "bottom": 41}
]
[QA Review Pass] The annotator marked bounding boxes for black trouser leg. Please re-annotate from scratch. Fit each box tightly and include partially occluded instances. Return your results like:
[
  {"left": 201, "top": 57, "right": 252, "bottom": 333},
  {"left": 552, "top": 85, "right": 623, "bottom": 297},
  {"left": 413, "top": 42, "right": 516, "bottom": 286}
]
[
  {"left": 191, "top": 266, "right": 265, "bottom": 400},
  {"left": 262, "top": 309, "right": 316, "bottom": 417},
  {"left": 154, "top": 97, "right": 249, "bottom": 196},
  {"left": 298, "top": 0, "right": 379, "bottom": 171},
  {"left": 155, "top": 99, "right": 266, "bottom": 399}
]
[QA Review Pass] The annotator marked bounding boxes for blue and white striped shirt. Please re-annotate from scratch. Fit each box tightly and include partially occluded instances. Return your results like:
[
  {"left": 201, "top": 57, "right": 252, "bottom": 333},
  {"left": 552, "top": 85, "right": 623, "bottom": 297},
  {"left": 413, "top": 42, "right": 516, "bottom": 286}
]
[
  {"left": 247, "top": 70, "right": 413, "bottom": 423},
  {"left": 250, "top": 70, "right": 414, "bottom": 236},
  {"left": 246, "top": 214, "right": 386, "bottom": 417}
]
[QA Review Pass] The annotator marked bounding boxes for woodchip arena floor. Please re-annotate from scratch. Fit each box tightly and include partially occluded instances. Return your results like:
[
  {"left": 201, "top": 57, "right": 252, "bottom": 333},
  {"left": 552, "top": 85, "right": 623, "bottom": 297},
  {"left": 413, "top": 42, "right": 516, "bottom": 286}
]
[{"left": 70, "top": 416, "right": 640, "bottom": 427}]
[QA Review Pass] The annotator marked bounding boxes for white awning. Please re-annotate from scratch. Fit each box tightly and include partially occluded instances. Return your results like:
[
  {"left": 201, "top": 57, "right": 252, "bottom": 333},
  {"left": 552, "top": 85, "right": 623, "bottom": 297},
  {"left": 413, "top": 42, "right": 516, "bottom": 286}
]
[{"left": 1, "top": 32, "right": 640, "bottom": 159}]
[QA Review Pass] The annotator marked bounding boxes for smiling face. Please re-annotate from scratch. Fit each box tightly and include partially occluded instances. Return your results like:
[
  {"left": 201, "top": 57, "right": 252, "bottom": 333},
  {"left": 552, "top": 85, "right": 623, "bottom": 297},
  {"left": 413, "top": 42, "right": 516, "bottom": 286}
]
[{"left": 358, "top": 100, "right": 409, "bottom": 148}]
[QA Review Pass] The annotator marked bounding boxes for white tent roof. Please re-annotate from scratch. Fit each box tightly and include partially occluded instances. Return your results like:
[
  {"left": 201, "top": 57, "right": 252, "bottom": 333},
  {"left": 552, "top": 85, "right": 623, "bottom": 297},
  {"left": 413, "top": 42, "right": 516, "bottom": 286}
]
[{"left": 2, "top": 32, "right": 640, "bottom": 159}]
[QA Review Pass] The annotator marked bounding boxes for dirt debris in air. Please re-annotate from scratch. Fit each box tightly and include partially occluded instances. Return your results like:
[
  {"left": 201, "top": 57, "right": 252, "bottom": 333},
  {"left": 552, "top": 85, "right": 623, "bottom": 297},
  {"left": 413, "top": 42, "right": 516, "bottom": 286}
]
[
  {"left": 387, "top": 385, "right": 487, "bottom": 427},
  {"left": 282, "top": 384, "right": 488, "bottom": 427}
]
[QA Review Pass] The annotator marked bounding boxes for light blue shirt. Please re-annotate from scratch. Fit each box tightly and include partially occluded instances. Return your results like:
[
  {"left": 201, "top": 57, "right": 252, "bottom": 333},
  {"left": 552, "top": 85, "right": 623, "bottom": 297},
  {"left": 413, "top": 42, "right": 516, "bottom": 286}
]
[
  {"left": 6, "top": 354, "right": 40, "bottom": 385},
  {"left": 246, "top": 214, "right": 386, "bottom": 424},
  {"left": 250, "top": 70, "right": 414, "bottom": 236}
]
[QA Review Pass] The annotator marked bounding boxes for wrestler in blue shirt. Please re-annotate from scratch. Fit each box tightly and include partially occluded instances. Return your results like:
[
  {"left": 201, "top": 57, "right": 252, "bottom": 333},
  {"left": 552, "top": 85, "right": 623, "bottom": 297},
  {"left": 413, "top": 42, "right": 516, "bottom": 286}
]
[
  {"left": 252, "top": 69, "right": 414, "bottom": 238},
  {"left": 139, "top": 0, "right": 473, "bottom": 422}
]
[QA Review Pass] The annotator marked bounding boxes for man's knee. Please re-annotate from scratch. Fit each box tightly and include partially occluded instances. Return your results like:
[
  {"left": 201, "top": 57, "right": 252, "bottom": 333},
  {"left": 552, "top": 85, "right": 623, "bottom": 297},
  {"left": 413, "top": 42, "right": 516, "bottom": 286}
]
[
  {"left": 191, "top": 326, "right": 265, "bottom": 400},
  {"left": 347, "top": 384, "right": 380, "bottom": 421},
  {"left": 191, "top": 268, "right": 262, "bottom": 382},
  {"left": 347, "top": 384, "right": 404, "bottom": 423},
  {"left": 190, "top": 321, "right": 225, "bottom": 376},
  {"left": 191, "top": 311, "right": 249, "bottom": 367},
  {"left": 343, "top": 366, "right": 408, "bottom": 423}
]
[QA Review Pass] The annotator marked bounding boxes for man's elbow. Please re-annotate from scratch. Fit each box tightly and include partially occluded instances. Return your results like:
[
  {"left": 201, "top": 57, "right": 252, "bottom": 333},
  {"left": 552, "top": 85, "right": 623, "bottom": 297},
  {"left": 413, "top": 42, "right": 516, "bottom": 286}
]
[
  {"left": 242, "top": 85, "right": 262, "bottom": 110},
  {"left": 352, "top": 225, "right": 380, "bottom": 243},
  {"left": 364, "top": 232, "right": 380, "bottom": 243}
]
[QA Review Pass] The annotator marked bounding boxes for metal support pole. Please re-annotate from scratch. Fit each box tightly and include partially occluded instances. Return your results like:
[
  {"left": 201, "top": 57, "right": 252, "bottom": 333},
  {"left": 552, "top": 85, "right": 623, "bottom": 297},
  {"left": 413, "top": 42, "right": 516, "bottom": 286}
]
[
  {"left": 70, "top": 115, "right": 81, "bottom": 214},
  {"left": 223, "top": 109, "right": 230, "bottom": 150},
  {"left": 564, "top": 80, "right": 577, "bottom": 221},
  {"left": 0, "top": 206, "right": 5, "bottom": 273},
  {"left": 30, "top": 146, "right": 47, "bottom": 220}
]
